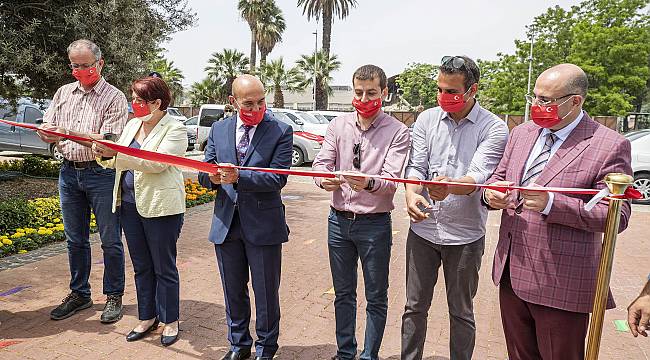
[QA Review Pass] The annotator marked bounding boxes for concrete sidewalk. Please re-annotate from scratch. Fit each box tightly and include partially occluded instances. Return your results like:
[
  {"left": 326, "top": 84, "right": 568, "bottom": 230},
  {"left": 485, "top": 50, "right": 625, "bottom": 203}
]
[{"left": 1, "top": 179, "right": 650, "bottom": 359}]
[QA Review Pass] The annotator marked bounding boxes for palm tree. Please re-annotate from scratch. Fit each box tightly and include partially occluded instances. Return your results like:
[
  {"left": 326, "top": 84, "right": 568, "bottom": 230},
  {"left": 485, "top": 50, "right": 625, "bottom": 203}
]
[
  {"left": 238, "top": 0, "right": 275, "bottom": 71},
  {"left": 297, "top": 0, "right": 358, "bottom": 58},
  {"left": 150, "top": 55, "right": 185, "bottom": 105},
  {"left": 204, "top": 49, "right": 249, "bottom": 97},
  {"left": 260, "top": 58, "right": 306, "bottom": 107},
  {"left": 256, "top": 3, "right": 286, "bottom": 66},
  {"left": 188, "top": 78, "right": 223, "bottom": 106},
  {"left": 295, "top": 50, "right": 341, "bottom": 110}
]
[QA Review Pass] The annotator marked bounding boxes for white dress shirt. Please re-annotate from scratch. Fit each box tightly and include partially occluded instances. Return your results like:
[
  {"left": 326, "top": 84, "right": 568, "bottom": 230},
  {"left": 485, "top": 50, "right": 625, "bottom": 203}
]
[{"left": 235, "top": 115, "right": 258, "bottom": 145}]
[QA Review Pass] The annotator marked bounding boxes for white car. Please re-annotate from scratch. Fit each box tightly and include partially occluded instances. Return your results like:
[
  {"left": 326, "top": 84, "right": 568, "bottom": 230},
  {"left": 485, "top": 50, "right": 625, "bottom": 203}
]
[
  {"left": 195, "top": 104, "right": 228, "bottom": 151},
  {"left": 627, "top": 130, "right": 650, "bottom": 203},
  {"left": 309, "top": 110, "right": 351, "bottom": 122},
  {"left": 271, "top": 108, "right": 328, "bottom": 136},
  {"left": 183, "top": 116, "right": 199, "bottom": 151},
  {"left": 166, "top": 107, "right": 188, "bottom": 123}
]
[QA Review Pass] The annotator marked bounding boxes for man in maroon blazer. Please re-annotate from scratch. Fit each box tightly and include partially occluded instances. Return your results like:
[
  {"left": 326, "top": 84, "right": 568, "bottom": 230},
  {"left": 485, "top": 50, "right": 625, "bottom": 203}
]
[{"left": 483, "top": 63, "right": 632, "bottom": 360}]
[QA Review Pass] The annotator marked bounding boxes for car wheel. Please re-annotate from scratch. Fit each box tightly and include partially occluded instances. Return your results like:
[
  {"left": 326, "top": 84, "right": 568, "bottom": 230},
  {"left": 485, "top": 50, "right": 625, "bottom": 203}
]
[
  {"left": 292, "top": 146, "right": 304, "bottom": 167},
  {"left": 50, "top": 144, "right": 64, "bottom": 161},
  {"left": 633, "top": 173, "right": 650, "bottom": 205}
]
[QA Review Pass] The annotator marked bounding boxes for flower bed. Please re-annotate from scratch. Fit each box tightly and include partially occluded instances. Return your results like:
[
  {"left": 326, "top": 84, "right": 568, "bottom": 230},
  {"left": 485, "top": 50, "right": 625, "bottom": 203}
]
[{"left": 0, "top": 179, "right": 215, "bottom": 257}]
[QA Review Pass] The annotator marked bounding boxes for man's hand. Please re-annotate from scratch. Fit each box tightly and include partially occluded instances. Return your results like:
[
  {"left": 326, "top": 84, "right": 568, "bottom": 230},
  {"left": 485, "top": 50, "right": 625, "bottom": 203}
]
[
  {"left": 628, "top": 283, "right": 650, "bottom": 337},
  {"left": 218, "top": 163, "right": 239, "bottom": 184},
  {"left": 520, "top": 184, "right": 549, "bottom": 212},
  {"left": 37, "top": 123, "right": 62, "bottom": 143},
  {"left": 341, "top": 172, "right": 370, "bottom": 192},
  {"left": 321, "top": 177, "right": 343, "bottom": 192},
  {"left": 208, "top": 169, "right": 221, "bottom": 185},
  {"left": 485, "top": 181, "right": 516, "bottom": 209},
  {"left": 406, "top": 190, "right": 432, "bottom": 223},
  {"left": 424, "top": 175, "right": 451, "bottom": 201},
  {"left": 91, "top": 141, "right": 118, "bottom": 158}
]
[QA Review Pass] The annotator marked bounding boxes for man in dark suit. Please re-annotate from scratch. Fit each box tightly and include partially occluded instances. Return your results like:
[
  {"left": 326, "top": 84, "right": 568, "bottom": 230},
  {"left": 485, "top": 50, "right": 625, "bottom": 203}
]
[
  {"left": 484, "top": 63, "right": 632, "bottom": 360},
  {"left": 199, "top": 75, "right": 293, "bottom": 360}
]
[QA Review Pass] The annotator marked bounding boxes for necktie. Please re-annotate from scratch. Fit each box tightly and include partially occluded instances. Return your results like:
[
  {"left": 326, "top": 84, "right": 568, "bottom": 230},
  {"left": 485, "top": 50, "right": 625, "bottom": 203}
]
[
  {"left": 516, "top": 133, "right": 557, "bottom": 213},
  {"left": 236, "top": 125, "right": 253, "bottom": 165}
]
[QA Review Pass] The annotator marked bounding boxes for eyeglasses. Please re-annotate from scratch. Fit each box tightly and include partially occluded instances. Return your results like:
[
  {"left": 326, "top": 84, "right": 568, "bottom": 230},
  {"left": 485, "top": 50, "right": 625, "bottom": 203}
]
[
  {"left": 441, "top": 56, "right": 466, "bottom": 69},
  {"left": 68, "top": 62, "right": 97, "bottom": 70},
  {"left": 353, "top": 143, "right": 361, "bottom": 170},
  {"left": 525, "top": 93, "right": 578, "bottom": 106}
]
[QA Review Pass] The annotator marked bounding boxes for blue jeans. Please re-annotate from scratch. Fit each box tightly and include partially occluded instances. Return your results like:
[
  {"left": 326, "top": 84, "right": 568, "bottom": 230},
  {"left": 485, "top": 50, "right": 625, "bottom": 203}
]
[
  {"left": 59, "top": 163, "right": 124, "bottom": 297},
  {"left": 328, "top": 209, "right": 392, "bottom": 360}
]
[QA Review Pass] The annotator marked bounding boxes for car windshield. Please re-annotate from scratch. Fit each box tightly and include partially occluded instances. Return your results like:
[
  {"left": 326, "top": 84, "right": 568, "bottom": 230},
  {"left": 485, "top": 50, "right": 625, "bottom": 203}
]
[
  {"left": 185, "top": 117, "right": 198, "bottom": 126},
  {"left": 312, "top": 113, "right": 329, "bottom": 123},
  {"left": 625, "top": 130, "right": 650, "bottom": 142},
  {"left": 273, "top": 112, "right": 299, "bottom": 130},
  {"left": 296, "top": 111, "right": 326, "bottom": 124},
  {"left": 167, "top": 108, "right": 182, "bottom": 117}
]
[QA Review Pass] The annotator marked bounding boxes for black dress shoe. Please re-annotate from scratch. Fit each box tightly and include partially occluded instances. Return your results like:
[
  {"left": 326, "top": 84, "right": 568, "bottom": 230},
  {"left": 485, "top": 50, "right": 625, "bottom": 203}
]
[
  {"left": 126, "top": 319, "right": 160, "bottom": 342},
  {"left": 221, "top": 349, "right": 252, "bottom": 360},
  {"left": 161, "top": 328, "right": 179, "bottom": 347}
]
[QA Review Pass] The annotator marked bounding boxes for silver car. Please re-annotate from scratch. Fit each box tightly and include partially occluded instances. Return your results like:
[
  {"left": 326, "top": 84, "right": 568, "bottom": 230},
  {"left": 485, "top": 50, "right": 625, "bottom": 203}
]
[
  {"left": 271, "top": 112, "right": 322, "bottom": 167},
  {"left": 0, "top": 98, "right": 63, "bottom": 160}
]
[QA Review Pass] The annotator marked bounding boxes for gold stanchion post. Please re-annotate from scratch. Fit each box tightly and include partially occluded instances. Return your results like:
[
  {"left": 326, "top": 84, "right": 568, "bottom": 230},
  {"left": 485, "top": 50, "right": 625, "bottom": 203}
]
[{"left": 585, "top": 173, "right": 633, "bottom": 360}]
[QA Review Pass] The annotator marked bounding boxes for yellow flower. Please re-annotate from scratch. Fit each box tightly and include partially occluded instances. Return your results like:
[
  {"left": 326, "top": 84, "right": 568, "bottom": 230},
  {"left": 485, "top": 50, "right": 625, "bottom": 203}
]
[
  {"left": 37, "top": 229, "right": 47, "bottom": 235},
  {"left": 46, "top": 223, "right": 54, "bottom": 227},
  {"left": 0, "top": 242, "right": 3, "bottom": 247},
  {"left": 18, "top": 250, "right": 27, "bottom": 254},
  {"left": 53, "top": 218, "right": 61, "bottom": 223},
  {"left": 15, "top": 228, "right": 24, "bottom": 233},
  {"left": 11, "top": 232, "right": 25, "bottom": 238},
  {"left": 24, "top": 228, "right": 36, "bottom": 234},
  {"left": 45, "top": 230, "right": 53, "bottom": 235},
  {"left": 3, "top": 239, "right": 13, "bottom": 245}
]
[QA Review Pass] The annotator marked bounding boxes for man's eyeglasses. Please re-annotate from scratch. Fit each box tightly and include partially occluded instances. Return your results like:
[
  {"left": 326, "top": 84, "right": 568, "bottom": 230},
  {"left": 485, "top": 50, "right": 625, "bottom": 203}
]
[
  {"left": 68, "top": 62, "right": 97, "bottom": 70},
  {"left": 353, "top": 143, "right": 361, "bottom": 170},
  {"left": 525, "top": 93, "right": 578, "bottom": 106},
  {"left": 441, "top": 56, "right": 466, "bottom": 69}
]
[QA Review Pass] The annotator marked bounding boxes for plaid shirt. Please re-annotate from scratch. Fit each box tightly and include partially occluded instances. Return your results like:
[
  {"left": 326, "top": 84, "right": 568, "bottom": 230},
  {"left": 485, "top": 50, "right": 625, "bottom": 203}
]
[{"left": 43, "top": 77, "right": 128, "bottom": 161}]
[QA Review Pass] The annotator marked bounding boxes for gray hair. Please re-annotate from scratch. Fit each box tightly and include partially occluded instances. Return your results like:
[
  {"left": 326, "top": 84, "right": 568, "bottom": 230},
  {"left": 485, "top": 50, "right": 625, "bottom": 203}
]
[{"left": 67, "top": 39, "right": 102, "bottom": 61}]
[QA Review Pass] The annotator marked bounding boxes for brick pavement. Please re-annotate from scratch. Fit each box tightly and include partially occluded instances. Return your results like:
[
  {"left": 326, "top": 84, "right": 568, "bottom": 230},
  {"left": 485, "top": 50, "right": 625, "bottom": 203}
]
[{"left": 1, "top": 179, "right": 650, "bottom": 359}]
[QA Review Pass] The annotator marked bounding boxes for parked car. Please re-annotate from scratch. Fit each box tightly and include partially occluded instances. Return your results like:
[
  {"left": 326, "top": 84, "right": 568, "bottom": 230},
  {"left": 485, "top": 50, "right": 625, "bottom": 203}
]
[
  {"left": 308, "top": 110, "right": 351, "bottom": 122},
  {"left": 271, "top": 108, "right": 328, "bottom": 136},
  {"left": 183, "top": 116, "right": 199, "bottom": 151},
  {"left": 195, "top": 104, "right": 227, "bottom": 151},
  {"left": 0, "top": 98, "right": 63, "bottom": 160},
  {"left": 272, "top": 111, "right": 323, "bottom": 167},
  {"left": 628, "top": 130, "right": 650, "bottom": 204},
  {"left": 167, "top": 107, "right": 188, "bottom": 123}
]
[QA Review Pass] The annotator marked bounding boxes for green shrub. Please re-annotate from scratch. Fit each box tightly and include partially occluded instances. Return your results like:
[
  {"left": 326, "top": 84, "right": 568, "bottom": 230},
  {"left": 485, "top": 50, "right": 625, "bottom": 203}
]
[
  {"left": 21, "top": 155, "right": 61, "bottom": 177},
  {"left": 0, "top": 199, "right": 35, "bottom": 235}
]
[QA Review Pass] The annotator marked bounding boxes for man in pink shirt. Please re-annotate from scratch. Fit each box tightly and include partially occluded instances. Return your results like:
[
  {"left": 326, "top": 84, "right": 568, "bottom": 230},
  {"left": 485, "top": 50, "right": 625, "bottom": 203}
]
[{"left": 312, "top": 64, "right": 410, "bottom": 360}]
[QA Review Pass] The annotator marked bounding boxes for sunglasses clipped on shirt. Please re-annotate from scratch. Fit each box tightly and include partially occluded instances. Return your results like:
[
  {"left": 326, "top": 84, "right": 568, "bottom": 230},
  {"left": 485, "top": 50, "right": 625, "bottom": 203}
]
[{"left": 353, "top": 143, "right": 361, "bottom": 170}]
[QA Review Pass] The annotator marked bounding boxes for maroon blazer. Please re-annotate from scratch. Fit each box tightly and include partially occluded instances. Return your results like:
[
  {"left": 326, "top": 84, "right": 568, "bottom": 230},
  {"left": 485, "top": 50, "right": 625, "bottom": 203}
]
[{"left": 486, "top": 113, "right": 632, "bottom": 313}]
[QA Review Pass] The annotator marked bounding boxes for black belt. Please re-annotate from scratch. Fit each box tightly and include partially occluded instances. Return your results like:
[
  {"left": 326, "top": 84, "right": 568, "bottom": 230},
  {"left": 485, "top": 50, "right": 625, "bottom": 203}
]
[
  {"left": 330, "top": 207, "right": 388, "bottom": 221},
  {"left": 63, "top": 159, "right": 100, "bottom": 169}
]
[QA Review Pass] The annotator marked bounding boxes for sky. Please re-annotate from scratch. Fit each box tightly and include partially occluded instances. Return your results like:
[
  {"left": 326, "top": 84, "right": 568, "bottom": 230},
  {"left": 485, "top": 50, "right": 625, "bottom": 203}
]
[{"left": 163, "top": 0, "right": 584, "bottom": 88}]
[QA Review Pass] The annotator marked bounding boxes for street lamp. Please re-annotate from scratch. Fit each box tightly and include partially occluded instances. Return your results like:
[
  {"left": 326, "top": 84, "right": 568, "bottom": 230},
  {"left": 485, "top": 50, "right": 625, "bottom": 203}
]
[
  {"left": 313, "top": 30, "right": 318, "bottom": 111},
  {"left": 524, "top": 27, "right": 535, "bottom": 122}
]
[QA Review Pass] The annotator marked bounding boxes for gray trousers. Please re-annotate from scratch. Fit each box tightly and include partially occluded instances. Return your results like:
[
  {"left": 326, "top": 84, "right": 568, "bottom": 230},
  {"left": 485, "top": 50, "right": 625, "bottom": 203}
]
[{"left": 401, "top": 229, "right": 485, "bottom": 360}]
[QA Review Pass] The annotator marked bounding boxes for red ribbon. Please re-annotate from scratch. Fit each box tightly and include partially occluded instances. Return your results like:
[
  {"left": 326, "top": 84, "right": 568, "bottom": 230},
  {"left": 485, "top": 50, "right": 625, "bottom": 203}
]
[{"left": 0, "top": 118, "right": 641, "bottom": 200}]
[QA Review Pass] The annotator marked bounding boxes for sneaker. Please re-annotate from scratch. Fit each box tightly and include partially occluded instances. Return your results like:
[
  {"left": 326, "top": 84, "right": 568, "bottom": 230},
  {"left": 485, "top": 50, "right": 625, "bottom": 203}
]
[
  {"left": 50, "top": 292, "right": 93, "bottom": 320},
  {"left": 100, "top": 294, "right": 123, "bottom": 323}
]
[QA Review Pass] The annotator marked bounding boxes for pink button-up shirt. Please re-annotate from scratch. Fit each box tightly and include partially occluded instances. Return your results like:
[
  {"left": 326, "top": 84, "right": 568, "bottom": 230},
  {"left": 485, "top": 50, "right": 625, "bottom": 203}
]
[
  {"left": 43, "top": 77, "right": 128, "bottom": 161},
  {"left": 312, "top": 111, "right": 410, "bottom": 214}
]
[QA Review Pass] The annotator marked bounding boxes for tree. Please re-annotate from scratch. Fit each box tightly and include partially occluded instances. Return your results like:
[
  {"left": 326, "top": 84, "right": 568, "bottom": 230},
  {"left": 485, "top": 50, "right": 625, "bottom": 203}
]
[
  {"left": 150, "top": 53, "right": 185, "bottom": 105},
  {"left": 260, "top": 58, "right": 305, "bottom": 107},
  {"left": 205, "top": 49, "right": 250, "bottom": 98},
  {"left": 238, "top": 0, "right": 277, "bottom": 72},
  {"left": 296, "top": 0, "right": 357, "bottom": 58},
  {"left": 256, "top": 3, "right": 286, "bottom": 66},
  {"left": 188, "top": 78, "right": 223, "bottom": 106},
  {"left": 295, "top": 50, "right": 341, "bottom": 110},
  {"left": 396, "top": 63, "right": 439, "bottom": 110},
  {"left": 0, "top": 0, "right": 196, "bottom": 103},
  {"left": 479, "top": 0, "right": 650, "bottom": 116}
]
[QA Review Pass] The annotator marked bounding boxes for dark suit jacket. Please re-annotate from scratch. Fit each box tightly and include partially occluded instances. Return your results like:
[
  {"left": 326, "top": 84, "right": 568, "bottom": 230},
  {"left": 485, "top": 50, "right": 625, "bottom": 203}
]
[
  {"left": 198, "top": 113, "right": 293, "bottom": 245},
  {"left": 486, "top": 113, "right": 632, "bottom": 313}
]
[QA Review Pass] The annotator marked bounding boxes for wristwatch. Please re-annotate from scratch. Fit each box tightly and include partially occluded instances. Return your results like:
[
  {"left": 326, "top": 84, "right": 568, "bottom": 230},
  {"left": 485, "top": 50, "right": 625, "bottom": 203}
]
[{"left": 364, "top": 178, "right": 375, "bottom": 191}]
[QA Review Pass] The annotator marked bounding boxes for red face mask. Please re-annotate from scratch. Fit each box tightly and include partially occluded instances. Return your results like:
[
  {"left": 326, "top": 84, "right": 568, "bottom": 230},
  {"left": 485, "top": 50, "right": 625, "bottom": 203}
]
[
  {"left": 132, "top": 100, "right": 151, "bottom": 118},
  {"left": 238, "top": 102, "right": 266, "bottom": 126},
  {"left": 352, "top": 97, "right": 382, "bottom": 118},
  {"left": 72, "top": 66, "right": 100, "bottom": 87},
  {"left": 437, "top": 88, "right": 471, "bottom": 113},
  {"left": 530, "top": 97, "right": 575, "bottom": 129}
]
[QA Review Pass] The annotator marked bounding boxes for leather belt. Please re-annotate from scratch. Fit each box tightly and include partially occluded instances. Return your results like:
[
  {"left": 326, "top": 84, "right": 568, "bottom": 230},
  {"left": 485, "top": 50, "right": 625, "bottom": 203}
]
[
  {"left": 330, "top": 207, "right": 388, "bottom": 221},
  {"left": 63, "top": 159, "right": 100, "bottom": 169}
]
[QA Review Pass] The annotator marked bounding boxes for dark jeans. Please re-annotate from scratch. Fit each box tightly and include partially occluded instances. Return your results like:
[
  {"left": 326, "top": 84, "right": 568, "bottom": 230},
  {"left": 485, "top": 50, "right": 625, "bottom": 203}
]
[
  {"left": 120, "top": 201, "right": 183, "bottom": 323},
  {"left": 401, "top": 230, "right": 484, "bottom": 360},
  {"left": 328, "top": 209, "right": 392, "bottom": 360},
  {"left": 59, "top": 163, "right": 124, "bottom": 298}
]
